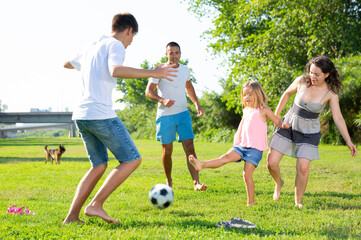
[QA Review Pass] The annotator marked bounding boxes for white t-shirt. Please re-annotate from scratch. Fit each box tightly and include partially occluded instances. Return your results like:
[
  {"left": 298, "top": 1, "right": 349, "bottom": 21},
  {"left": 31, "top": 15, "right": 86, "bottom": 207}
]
[
  {"left": 71, "top": 35, "right": 125, "bottom": 120},
  {"left": 149, "top": 63, "right": 190, "bottom": 117}
]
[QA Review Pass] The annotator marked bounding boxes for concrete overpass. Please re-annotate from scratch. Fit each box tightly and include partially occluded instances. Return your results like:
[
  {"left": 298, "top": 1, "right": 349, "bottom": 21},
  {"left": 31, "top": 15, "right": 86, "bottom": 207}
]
[{"left": 0, "top": 112, "right": 76, "bottom": 138}]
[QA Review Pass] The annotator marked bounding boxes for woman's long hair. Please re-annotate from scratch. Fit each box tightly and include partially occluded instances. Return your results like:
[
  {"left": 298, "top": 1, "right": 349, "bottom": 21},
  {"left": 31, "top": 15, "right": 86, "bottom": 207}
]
[{"left": 305, "top": 56, "right": 343, "bottom": 94}]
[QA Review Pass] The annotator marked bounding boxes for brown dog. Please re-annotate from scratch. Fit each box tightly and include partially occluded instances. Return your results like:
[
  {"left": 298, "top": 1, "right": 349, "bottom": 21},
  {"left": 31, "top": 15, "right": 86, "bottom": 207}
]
[{"left": 44, "top": 145, "right": 66, "bottom": 165}]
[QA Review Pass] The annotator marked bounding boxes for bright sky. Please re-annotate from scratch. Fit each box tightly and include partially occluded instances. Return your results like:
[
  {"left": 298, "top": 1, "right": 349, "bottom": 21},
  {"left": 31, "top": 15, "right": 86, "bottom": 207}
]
[{"left": 0, "top": 0, "right": 226, "bottom": 112}]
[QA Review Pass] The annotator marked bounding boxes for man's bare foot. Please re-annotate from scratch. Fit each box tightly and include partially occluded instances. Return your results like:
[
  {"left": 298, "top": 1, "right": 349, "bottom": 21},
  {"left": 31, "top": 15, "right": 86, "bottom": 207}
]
[
  {"left": 273, "top": 179, "right": 284, "bottom": 201},
  {"left": 247, "top": 203, "right": 254, "bottom": 207},
  {"left": 84, "top": 205, "right": 119, "bottom": 224},
  {"left": 166, "top": 179, "right": 172, "bottom": 188},
  {"left": 63, "top": 217, "right": 85, "bottom": 225},
  {"left": 189, "top": 155, "right": 203, "bottom": 171},
  {"left": 194, "top": 183, "right": 207, "bottom": 191}
]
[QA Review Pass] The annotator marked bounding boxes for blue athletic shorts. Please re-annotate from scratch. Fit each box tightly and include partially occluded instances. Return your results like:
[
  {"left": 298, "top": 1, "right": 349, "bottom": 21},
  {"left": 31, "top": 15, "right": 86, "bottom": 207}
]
[
  {"left": 230, "top": 145, "right": 263, "bottom": 167},
  {"left": 156, "top": 110, "right": 194, "bottom": 144},
  {"left": 75, "top": 117, "right": 141, "bottom": 167}
]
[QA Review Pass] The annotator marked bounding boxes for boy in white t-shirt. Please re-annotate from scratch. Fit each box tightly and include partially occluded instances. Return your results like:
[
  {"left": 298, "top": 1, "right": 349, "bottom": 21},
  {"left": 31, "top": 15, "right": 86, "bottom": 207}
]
[
  {"left": 145, "top": 42, "right": 207, "bottom": 191},
  {"left": 63, "top": 13, "right": 177, "bottom": 225}
]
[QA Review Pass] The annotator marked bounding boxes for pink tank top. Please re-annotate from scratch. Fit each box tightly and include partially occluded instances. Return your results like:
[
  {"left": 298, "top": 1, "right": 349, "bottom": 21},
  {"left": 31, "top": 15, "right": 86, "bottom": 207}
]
[{"left": 233, "top": 107, "right": 268, "bottom": 151}]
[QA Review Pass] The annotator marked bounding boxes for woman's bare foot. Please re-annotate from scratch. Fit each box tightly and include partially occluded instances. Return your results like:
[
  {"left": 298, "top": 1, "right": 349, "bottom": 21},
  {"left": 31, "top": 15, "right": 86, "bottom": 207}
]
[
  {"left": 63, "top": 217, "right": 85, "bottom": 225},
  {"left": 295, "top": 202, "right": 304, "bottom": 208},
  {"left": 194, "top": 183, "right": 207, "bottom": 191},
  {"left": 273, "top": 179, "right": 284, "bottom": 201},
  {"left": 84, "top": 205, "right": 119, "bottom": 224},
  {"left": 189, "top": 155, "right": 203, "bottom": 172}
]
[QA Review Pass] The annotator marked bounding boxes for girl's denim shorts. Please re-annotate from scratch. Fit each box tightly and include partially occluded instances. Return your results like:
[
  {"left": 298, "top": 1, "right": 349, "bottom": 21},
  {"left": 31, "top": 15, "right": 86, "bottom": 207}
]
[
  {"left": 75, "top": 117, "right": 141, "bottom": 167},
  {"left": 230, "top": 145, "right": 263, "bottom": 167}
]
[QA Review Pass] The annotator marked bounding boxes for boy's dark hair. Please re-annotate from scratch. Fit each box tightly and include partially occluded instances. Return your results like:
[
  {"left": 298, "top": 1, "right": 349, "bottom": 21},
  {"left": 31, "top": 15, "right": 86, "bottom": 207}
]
[
  {"left": 112, "top": 13, "right": 138, "bottom": 34},
  {"left": 166, "top": 42, "right": 181, "bottom": 52}
]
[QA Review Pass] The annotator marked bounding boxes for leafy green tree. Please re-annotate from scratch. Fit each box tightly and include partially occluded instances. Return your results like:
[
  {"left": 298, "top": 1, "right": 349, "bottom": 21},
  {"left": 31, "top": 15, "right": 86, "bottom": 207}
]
[
  {"left": 320, "top": 55, "right": 361, "bottom": 144},
  {"left": 188, "top": 0, "right": 361, "bottom": 112}
]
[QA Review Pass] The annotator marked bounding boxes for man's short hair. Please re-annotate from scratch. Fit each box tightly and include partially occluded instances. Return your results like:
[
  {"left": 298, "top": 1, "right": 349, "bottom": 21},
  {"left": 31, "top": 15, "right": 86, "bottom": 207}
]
[
  {"left": 166, "top": 42, "right": 181, "bottom": 52},
  {"left": 112, "top": 13, "right": 138, "bottom": 34}
]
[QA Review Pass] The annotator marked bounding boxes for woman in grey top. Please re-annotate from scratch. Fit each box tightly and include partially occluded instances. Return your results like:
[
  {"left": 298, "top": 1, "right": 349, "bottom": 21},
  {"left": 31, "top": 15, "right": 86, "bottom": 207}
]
[{"left": 267, "top": 56, "right": 357, "bottom": 207}]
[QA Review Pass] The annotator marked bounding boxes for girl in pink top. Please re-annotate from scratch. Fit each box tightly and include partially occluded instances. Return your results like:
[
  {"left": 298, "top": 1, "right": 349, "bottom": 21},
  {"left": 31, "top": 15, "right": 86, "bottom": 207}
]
[{"left": 189, "top": 81, "right": 289, "bottom": 206}]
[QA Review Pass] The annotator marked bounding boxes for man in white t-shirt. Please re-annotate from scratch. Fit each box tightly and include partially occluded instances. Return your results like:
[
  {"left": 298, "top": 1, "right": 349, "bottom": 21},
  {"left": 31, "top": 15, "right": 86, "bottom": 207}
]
[
  {"left": 146, "top": 42, "right": 207, "bottom": 191},
  {"left": 63, "top": 13, "right": 177, "bottom": 225}
]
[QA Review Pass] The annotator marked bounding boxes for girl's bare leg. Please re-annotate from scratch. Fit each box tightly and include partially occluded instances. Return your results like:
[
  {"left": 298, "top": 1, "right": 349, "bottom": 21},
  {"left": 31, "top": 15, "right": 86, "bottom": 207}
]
[
  {"left": 243, "top": 162, "right": 256, "bottom": 206},
  {"left": 189, "top": 150, "right": 241, "bottom": 171}
]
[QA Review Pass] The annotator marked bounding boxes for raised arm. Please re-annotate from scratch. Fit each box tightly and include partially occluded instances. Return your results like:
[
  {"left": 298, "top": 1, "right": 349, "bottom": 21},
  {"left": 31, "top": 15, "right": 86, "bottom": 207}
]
[
  {"left": 145, "top": 82, "right": 175, "bottom": 108},
  {"left": 329, "top": 93, "right": 357, "bottom": 157},
  {"left": 110, "top": 63, "right": 177, "bottom": 81},
  {"left": 185, "top": 81, "right": 203, "bottom": 117},
  {"left": 274, "top": 76, "right": 302, "bottom": 117}
]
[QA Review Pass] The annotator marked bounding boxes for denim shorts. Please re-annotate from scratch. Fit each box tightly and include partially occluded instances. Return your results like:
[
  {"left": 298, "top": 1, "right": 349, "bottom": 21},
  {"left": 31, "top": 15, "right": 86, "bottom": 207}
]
[
  {"left": 230, "top": 145, "right": 263, "bottom": 167},
  {"left": 156, "top": 110, "right": 194, "bottom": 144},
  {"left": 74, "top": 117, "right": 141, "bottom": 167}
]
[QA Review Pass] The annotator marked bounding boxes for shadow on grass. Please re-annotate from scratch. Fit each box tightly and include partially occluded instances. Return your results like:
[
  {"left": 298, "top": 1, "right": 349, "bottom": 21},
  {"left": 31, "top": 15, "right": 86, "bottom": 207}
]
[
  {"left": 90, "top": 218, "right": 359, "bottom": 239},
  {"left": 97, "top": 218, "right": 295, "bottom": 238},
  {"left": 0, "top": 157, "right": 89, "bottom": 164},
  {"left": 0, "top": 138, "right": 82, "bottom": 147}
]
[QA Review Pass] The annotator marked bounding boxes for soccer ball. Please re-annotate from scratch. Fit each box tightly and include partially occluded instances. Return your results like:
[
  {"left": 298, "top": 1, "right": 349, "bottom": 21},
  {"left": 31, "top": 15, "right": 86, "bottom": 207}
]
[{"left": 149, "top": 184, "right": 174, "bottom": 209}]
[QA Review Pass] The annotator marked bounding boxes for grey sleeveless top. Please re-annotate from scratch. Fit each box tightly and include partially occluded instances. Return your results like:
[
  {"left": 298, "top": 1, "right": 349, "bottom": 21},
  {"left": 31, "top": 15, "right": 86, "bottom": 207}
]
[{"left": 295, "top": 83, "right": 329, "bottom": 114}]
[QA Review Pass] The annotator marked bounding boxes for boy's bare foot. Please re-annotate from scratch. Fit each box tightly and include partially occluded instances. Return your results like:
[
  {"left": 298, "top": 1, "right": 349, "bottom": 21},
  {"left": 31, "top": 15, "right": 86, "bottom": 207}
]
[
  {"left": 247, "top": 203, "right": 254, "bottom": 207},
  {"left": 63, "top": 217, "right": 85, "bottom": 225},
  {"left": 194, "top": 183, "right": 207, "bottom": 191},
  {"left": 273, "top": 179, "right": 284, "bottom": 201},
  {"left": 84, "top": 205, "right": 119, "bottom": 224},
  {"left": 189, "top": 155, "right": 203, "bottom": 171}
]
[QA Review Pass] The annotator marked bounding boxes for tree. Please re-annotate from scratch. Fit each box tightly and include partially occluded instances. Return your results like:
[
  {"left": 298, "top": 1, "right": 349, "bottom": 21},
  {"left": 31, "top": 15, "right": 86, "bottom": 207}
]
[{"left": 188, "top": 0, "right": 361, "bottom": 112}]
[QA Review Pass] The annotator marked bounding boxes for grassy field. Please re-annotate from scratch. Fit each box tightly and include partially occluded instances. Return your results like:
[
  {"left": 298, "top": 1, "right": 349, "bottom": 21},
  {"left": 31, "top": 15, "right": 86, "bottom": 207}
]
[{"left": 0, "top": 137, "right": 360, "bottom": 239}]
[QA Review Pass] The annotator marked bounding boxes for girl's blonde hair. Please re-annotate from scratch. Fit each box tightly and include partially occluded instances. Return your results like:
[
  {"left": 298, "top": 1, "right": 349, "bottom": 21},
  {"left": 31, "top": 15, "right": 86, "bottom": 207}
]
[{"left": 241, "top": 81, "right": 268, "bottom": 108}]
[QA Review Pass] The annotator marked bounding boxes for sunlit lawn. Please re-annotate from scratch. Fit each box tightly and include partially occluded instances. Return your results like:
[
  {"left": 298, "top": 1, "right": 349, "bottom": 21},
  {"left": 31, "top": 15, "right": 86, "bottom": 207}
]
[{"left": 0, "top": 137, "right": 360, "bottom": 239}]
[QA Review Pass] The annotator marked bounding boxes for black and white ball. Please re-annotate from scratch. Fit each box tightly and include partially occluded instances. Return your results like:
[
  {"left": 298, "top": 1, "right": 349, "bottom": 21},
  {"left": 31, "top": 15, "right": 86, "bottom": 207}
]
[{"left": 149, "top": 184, "right": 174, "bottom": 209}]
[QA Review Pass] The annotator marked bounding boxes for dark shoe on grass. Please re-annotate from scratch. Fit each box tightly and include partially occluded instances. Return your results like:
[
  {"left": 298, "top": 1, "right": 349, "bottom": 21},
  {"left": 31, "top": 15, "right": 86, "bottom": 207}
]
[{"left": 230, "top": 218, "right": 256, "bottom": 228}]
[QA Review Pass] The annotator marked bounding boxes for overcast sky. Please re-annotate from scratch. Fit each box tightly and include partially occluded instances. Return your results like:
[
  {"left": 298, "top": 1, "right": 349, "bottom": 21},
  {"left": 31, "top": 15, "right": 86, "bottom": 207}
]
[{"left": 0, "top": 0, "right": 226, "bottom": 112}]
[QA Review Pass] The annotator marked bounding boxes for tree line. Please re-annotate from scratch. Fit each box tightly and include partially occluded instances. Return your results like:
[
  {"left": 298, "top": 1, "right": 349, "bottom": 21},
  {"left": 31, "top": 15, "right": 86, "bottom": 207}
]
[{"left": 117, "top": 0, "right": 361, "bottom": 144}]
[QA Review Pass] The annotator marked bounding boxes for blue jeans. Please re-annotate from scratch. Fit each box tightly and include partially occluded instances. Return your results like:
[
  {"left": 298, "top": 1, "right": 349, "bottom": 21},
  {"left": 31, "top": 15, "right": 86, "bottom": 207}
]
[{"left": 75, "top": 118, "right": 141, "bottom": 167}]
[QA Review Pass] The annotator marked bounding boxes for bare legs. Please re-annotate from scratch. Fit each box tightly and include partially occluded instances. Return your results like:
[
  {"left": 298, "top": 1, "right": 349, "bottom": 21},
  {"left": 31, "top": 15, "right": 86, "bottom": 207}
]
[
  {"left": 266, "top": 149, "right": 284, "bottom": 201},
  {"left": 267, "top": 148, "right": 310, "bottom": 206},
  {"left": 295, "top": 158, "right": 310, "bottom": 207},
  {"left": 161, "top": 143, "right": 173, "bottom": 187},
  {"left": 189, "top": 150, "right": 257, "bottom": 206},
  {"left": 243, "top": 162, "right": 256, "bottom": 206},
  {"left": 63, "top": 158, "right": 141, "bottom": 224},
  {"left": 161, "top": 139, "right": 206, "bottom": 191}
]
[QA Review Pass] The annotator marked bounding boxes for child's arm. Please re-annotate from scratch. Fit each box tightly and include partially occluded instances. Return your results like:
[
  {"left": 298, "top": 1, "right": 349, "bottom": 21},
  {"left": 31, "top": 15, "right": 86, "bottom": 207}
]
[{"left": 262, "top": 107, "right": 290, "bottom": 129}]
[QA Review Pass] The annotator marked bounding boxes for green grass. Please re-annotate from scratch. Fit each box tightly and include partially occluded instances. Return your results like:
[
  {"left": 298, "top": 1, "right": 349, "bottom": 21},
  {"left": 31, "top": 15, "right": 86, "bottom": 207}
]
[{"left": 0, "top": 137, "right": 360, "bottom": 239}]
